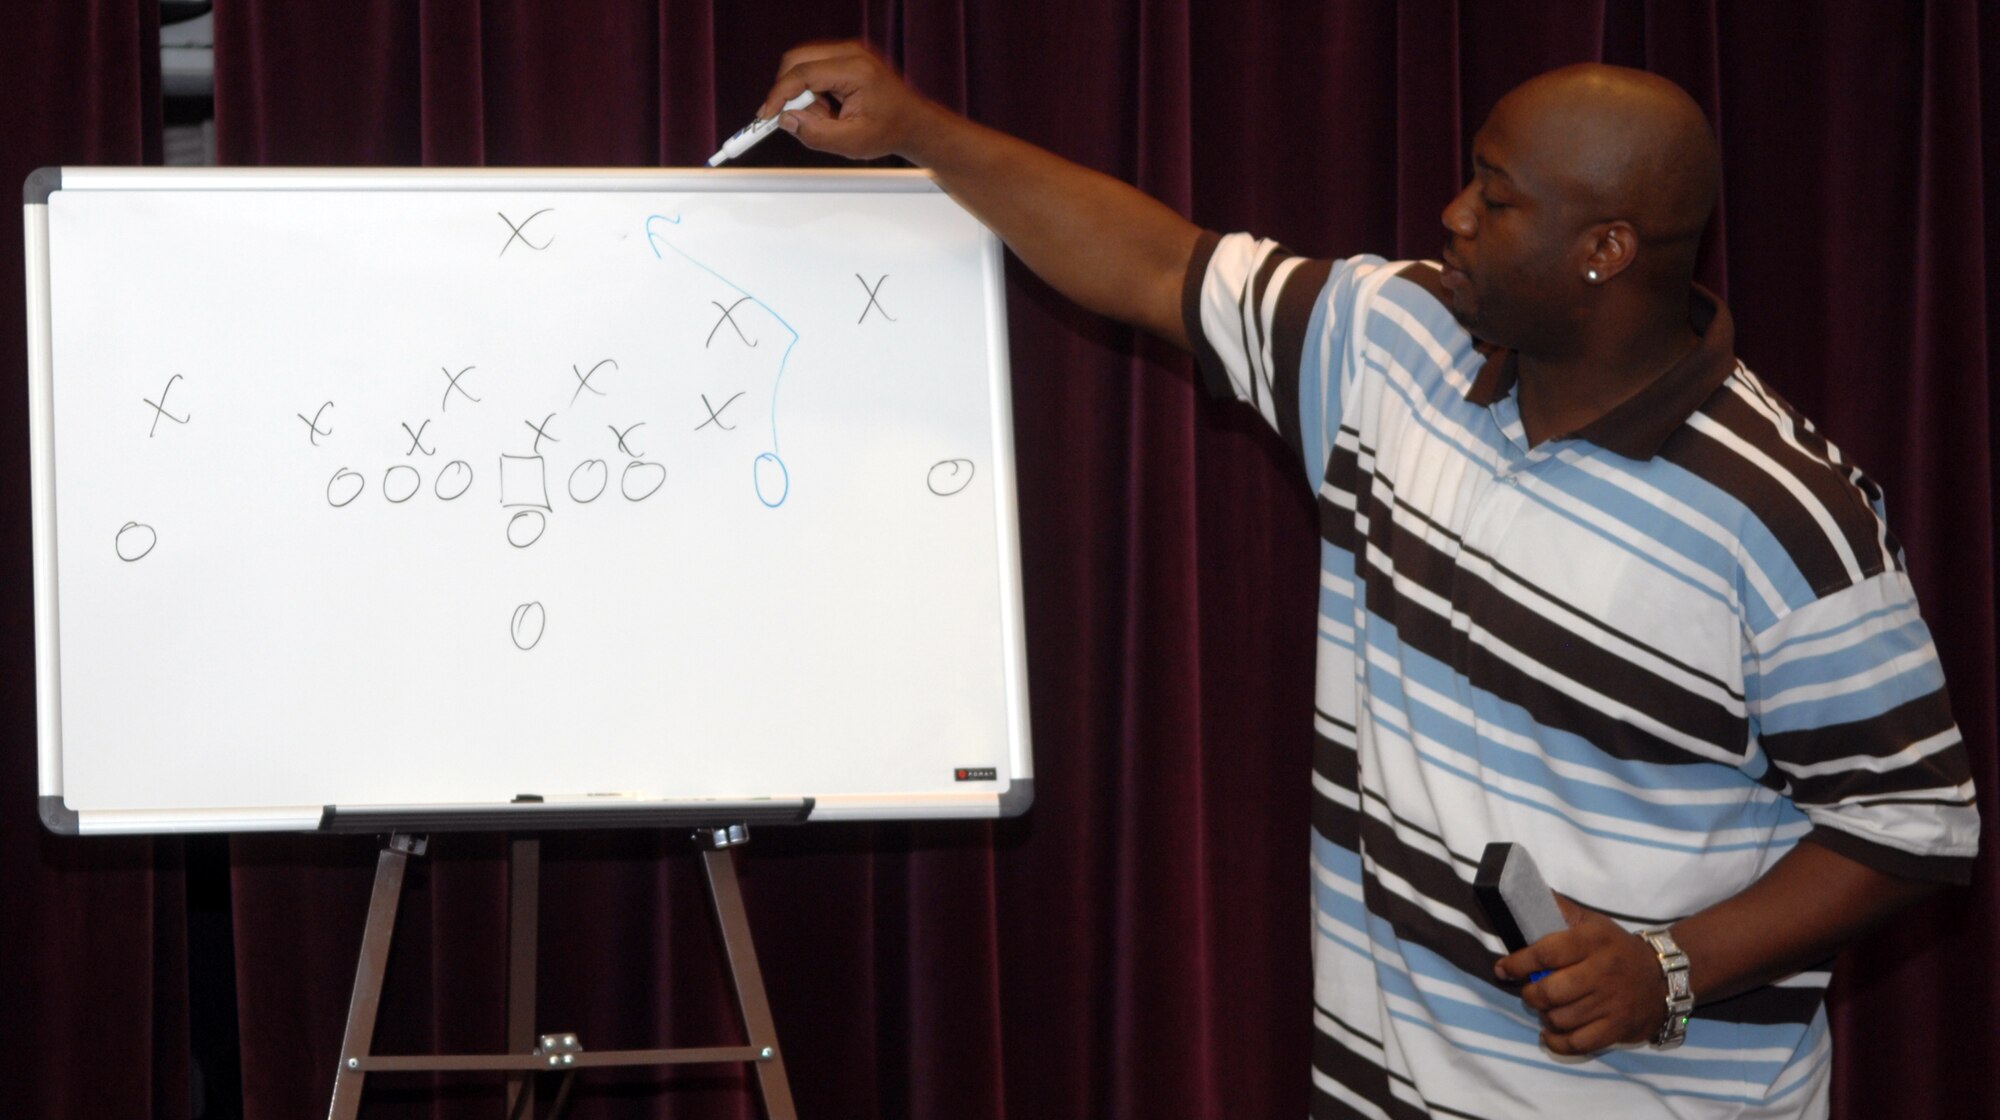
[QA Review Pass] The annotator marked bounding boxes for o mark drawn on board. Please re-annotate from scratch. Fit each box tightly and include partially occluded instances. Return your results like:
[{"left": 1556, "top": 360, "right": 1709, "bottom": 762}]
[
  {"left": 383, "top": 465, "right": 422, "bottom": 503},
  {"left": 707, "top": 297, "right": 759, "bottom": 348},
  {"left": 401, "top": 420, "right": 436, "bottom": 456},
  {"left": 434, "top": 460, "right": 474, "bottom": 500},
  {"left": 498, "top": 209, "right": 553, "bottom": 256},
  {"left": 609, "top": 422, "right": 646, "bottom": 457},
  {"left": 696, "top": 392, "right": 745, "bottom": 432},
  {"left": 622, "top": 461, "right": 667, "bottom": 501},
  {"left": 143, "top": 374, "right": 191, "bottom": 436},
  {"left": 441, "top": 365, "right": 481, "bottom": 410},
  {"left": 569, "top": 460, "right": 608, "bottom": 503},
  {"left": 327, "top": 467, "right": 365, "bottom": 507},
  {"left": 928, "top": 459, "right": 976, "bottom": 496},
  {"left": 524, "top": 413, "right": 560, "bottom": 454},
  {"left": 115, "top": 521, "right": 157, "bottom": 562},
  {"left": 571, "top": 358, "right": 616, "bottom": 405},
  {"left": 856, "top": 274, "right": 896, "bottom": 323},
  {"left": 297, "top": 401, "right": 334, "bottom": 446},
  {"left": 507, "top": 509, "right": 548, "bottom": 548},
  {"left": 510, "top": 601, "right": 547, "bottom": 650}
]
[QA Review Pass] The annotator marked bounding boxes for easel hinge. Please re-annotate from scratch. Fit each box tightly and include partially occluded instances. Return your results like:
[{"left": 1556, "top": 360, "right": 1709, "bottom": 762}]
[
  {"left": 696, "top": 823, "right": 750, "bottom": 849},
  {"left": 536, "top": 1032, "right": 582, "bottom": 1067}
]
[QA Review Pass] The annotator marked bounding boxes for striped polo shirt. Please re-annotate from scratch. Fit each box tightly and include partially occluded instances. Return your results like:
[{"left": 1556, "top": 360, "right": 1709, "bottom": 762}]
[{"left": 1182, "top": 232, "right": 1980, "bottom": 1120}]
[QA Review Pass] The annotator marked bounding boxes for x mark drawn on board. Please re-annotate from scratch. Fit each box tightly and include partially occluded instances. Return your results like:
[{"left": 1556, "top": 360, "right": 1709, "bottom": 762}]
[
  {"left": 440, "top": 365, "right": 481, "bottom": 410},
  {"left": 525, "top": 412, "right": 560, "bottom": 454},
  {"left": 696, "top": 392, "right": 745, "bottom": 432},
  {"left": 401, "top": 420, "right": 436, "bottom": 457},
  {"left": 498, "top": 208, "right": 554, "bottom": 256},
  {"left": 143, "top": 374, "right": 190, "bottom": 437},
  {"left": 609, "top": 422, "right": 646, "bottom": 457},
  {"left": 297, "top": 401, "right": 334, "bottom": 446},
  {"left": 706, "top": 297, "right": 759, "bottom": 348},
  {"left": 571, "top": 358, "right": 617, "bottom": 405},
  {"left": 856, "top": 274, "right": 896, "bottom": 323}
]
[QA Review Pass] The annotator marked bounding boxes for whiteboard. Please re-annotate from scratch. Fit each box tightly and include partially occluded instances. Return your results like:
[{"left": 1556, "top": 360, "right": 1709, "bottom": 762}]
[{"left": 24, "top": 168, "right": 1031, "bottom": 834}]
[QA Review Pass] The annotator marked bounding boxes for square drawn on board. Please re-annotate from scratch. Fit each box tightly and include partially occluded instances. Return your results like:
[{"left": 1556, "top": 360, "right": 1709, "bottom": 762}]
[{"left": 499, "top": 454, "right": 550, "bottom": 510}]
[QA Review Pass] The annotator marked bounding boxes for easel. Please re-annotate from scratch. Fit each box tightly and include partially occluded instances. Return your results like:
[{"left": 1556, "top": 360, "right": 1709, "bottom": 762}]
[{"left": 325, "top": 823, "right": 797, "bottom": 1120}]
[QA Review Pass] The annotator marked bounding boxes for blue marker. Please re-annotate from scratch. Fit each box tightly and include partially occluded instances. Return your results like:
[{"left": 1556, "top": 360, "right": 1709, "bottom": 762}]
[{"left": 708, "top": 91, "right": 816, "bottom": 166}]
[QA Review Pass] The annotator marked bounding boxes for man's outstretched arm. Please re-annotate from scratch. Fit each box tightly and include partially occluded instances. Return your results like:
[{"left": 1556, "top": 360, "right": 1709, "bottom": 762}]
[{"left": 759, "top": 41, "right": 1202, "bottom": 350}]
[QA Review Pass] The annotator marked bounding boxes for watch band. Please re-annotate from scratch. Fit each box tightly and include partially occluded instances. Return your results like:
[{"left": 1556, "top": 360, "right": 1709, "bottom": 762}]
[{"left": 1637, "top": 927, "right": 1693, "bottom": 1048}]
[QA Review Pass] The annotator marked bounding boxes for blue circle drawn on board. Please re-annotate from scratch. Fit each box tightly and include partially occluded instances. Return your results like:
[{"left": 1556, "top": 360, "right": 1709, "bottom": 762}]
[{"left": 754, "top": 453, "right": 790, "bottom": 508}]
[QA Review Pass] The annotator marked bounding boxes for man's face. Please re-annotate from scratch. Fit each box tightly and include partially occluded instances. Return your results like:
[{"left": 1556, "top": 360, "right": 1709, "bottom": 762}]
[{"left": 1437, "top": 97, "right": 1582, "bottom": 352}]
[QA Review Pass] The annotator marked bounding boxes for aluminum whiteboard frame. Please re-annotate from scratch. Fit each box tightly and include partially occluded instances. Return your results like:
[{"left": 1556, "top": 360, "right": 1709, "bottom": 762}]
[{"left": 25, "top": 166, "right": 1033, "bottom": 834}]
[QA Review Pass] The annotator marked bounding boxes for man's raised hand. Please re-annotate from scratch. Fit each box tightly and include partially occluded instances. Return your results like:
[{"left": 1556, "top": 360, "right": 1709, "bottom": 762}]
[{"left": 762, "top": 41, "right": 939, "bottom": 163}]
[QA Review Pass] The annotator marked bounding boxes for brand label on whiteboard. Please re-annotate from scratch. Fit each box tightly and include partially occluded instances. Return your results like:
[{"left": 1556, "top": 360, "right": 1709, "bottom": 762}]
[{"left": 954, "top": 767, "right": 997, "bottom": 782}]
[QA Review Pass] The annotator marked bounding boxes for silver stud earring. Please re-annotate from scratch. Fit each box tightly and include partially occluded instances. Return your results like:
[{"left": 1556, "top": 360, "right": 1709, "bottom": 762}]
[{"left": 1585, "top": 268, "right": 1601, "bottom": 283}]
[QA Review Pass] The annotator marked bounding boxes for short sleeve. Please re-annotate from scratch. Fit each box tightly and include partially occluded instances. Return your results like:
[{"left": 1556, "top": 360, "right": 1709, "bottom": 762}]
[
  {"left": 1747, "top": 569, "right": 1980, "bottom": 882},
  {"left": 1180, "top": 230, "right": 1342, "bottom": 488}
]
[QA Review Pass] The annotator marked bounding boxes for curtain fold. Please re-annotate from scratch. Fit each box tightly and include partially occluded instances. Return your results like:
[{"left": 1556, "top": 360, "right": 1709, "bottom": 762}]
[
  {"left": 419, "top": 1, "right": 487, "bottom": 165},
  {"left": 0, "top": 3, "right": 184, "bottom": 1118},
  {"left": 3, "top": 2, "right": 1986, "bottom": 1118}
]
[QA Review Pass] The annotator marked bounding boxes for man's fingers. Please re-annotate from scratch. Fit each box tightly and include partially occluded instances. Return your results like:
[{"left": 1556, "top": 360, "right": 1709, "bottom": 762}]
[
  {"left": 1553, "top": 893, "right": 1589, "bottom": 926},
  {"left": 1542, "top": 1016, "right": 1624, "bottom": 1057},
  {"left": 764, "top": 44, "right": 889, "bottom": 117},
  {"left": 1519, "top": 975, "right": 1559, "bottom": 1012},
  {"left": 778, "top": 108, "right": 837, "bottom": 147},
  {"left": 1496, "top": 931, "right": 1588, "bottom": 983},
  {"left": 1517, "top": 964, "right": 1594, "bottom": 1013},
  {"left": 776, "top": 39, "right": 872, "bottom": 79},
  {"left": 778, "top": 103, "right": 886, "bottom": 159},
  {"left": 1541, "top": 1027, "right": 1585, "bottom": 1056},
  {"left": 773, "top": 39, "right": 875, "bottom": 97},
  {"left": 1539, "top": 991, "right": 1609, "bottom": 1033},
  {"left": 760, "top": 56, "right": 855, "bottom": 120}
]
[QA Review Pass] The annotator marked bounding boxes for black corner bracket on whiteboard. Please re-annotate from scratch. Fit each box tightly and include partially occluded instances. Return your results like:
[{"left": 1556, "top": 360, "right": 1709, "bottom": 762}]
[
  {"left": 25, "top": 166, "right": 60, "bottom": 205},
  {"left": 40, "top": 795, "right": 79, "bottom": 834},
  {"left": 318, "top": 799, "right": 815, "bottom": 833}
]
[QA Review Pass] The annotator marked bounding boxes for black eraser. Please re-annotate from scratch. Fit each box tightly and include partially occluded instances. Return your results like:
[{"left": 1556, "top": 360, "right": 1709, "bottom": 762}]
[{"left": 1473, "top": 841, "right": 1567, "bottom": 952}]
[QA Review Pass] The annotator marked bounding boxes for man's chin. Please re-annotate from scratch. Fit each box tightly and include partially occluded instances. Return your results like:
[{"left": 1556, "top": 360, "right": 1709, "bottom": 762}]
[{"left": 1447, "top": 293, "right": 1477, "bottom": 329}]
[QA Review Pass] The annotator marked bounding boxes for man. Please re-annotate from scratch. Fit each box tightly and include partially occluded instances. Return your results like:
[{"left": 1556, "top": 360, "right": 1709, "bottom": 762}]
[{"left": 758, "top": 43, "right": 1981, "bottom": 1118}]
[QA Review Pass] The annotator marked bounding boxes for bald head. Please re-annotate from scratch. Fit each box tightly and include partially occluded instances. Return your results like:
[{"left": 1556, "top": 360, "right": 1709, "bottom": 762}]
[
  {"left": 1495, "top": 64, "right": 1719, "bottom": 250},
  {"left": 1438, "top": 65, "right": 1723, "bottom": 351}
]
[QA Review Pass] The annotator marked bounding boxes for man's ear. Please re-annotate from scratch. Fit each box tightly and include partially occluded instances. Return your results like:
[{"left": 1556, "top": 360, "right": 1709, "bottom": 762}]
[{"left": 1581, "top": 221, "right": 1638, "bottom": 283}]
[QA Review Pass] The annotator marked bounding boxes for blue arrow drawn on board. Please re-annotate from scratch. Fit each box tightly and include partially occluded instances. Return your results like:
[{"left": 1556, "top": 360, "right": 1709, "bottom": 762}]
[{"left": 645, "top": 212, "right": 796, "bottom": 509}]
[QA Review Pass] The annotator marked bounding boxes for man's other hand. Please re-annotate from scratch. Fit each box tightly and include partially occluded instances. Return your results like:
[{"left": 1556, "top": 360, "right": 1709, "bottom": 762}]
[{"left": 1494, "top": 897, "right": 1671, "bottom": 1056}]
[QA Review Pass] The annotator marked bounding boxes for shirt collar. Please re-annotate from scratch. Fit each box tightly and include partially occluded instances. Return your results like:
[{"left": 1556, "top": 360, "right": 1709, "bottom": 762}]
[{"left": 1463, "top": 285, "right": 1737, "bottom": 460}]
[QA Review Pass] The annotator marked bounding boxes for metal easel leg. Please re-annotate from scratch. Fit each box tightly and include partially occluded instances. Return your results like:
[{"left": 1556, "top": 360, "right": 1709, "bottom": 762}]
[
  {"left": 697, "top": 825, "right": 798, "bottom": 1120},
  {"left": 327, "top": 833, "right": 427, "bottom": 1120},
  {"left": 505, "top": 835, "right": 541, "bottom": 1120}
]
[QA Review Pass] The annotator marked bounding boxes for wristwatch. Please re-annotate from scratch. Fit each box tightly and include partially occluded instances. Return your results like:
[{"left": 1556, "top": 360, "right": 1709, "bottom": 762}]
[{"left": 1636, "top": 927, "right": 1693, "bottom": 1048}]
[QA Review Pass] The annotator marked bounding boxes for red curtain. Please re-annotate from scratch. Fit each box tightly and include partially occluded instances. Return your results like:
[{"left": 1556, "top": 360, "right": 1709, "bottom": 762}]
[
  {"left": 0, "top": 6, "right": 188, "bottom": 1120},
  {"left": 3, "top": 3, "right": 1994, "bottom": 1119}
]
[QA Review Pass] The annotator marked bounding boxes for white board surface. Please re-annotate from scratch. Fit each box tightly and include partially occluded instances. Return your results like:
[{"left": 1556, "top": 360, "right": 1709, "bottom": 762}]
[{"left": 25, "top": 168, "right": 1031, "bottom": 833}]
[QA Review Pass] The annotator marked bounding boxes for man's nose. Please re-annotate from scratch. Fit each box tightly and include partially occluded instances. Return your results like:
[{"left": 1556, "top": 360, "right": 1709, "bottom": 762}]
[{"left": 1441, "top": 183, "right": 1477, "bottom": 239}]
